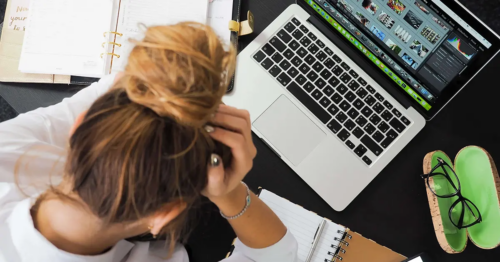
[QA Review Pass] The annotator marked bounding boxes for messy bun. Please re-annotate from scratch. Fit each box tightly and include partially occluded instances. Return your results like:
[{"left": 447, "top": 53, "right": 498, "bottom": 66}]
[{"left": 118, "top": 22, "right": 236, "bottom": 127}]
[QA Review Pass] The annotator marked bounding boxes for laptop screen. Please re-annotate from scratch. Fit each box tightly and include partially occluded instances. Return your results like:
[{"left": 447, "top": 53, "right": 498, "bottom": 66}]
[{"left": 303, "top": 0, "right": 500, "bottom": 115}]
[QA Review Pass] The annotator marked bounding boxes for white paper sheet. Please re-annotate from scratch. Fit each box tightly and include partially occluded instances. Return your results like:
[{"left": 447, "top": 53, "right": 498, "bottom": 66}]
[
  {"left": 7, "top": 0, "right": 30, "bottom": 31},
  {"left": 207, "top": 0, "right": 234, "bottom": 46}
]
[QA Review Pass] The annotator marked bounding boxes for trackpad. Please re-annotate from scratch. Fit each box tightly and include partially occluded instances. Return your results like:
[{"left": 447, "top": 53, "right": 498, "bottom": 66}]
[{"left": 254, "top": 95, "right": 326, "bottom": 166}]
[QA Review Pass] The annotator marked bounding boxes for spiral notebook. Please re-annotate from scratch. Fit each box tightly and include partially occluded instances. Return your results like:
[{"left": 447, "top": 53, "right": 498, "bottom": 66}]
[{"left": 227, "top": 189, "right": 406, "bottom": 262}]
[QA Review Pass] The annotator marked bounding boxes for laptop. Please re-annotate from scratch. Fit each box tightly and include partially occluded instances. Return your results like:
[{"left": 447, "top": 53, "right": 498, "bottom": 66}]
[{"left": 224, "top": 0, "right": 500, "bottom": 211}]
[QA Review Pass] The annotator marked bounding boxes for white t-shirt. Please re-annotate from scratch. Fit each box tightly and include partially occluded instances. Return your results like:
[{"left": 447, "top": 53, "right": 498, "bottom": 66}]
[{"left": 0, "top": 74, "right": 299, "bottom": 262}]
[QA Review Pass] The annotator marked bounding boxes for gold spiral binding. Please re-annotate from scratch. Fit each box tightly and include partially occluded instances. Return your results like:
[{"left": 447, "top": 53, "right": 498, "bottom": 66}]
[
  {"left": 102, "top": 42, "right": 122, "bottom": 48},
  {"left": 103, "top": 31, "right": 123, "bottom": 37},
  {"left": 101, "top": 53, "right": 120, "bottom": 59}
]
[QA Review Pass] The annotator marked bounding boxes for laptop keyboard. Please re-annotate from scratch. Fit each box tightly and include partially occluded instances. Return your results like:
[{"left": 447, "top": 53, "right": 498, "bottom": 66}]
[{"left": 252, "top": 17, "right": 412, "bottom": 166}]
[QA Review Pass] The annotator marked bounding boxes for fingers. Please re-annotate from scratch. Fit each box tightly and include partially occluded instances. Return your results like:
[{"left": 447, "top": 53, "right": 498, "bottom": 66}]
[
  {"left": 201, "top": 154, "right": 226, "bottom": 197},
  {"left": 211, "top": 113, "right": 250, "bottom": 139},
  {"left": 217, "top": 104, "right": 251, "bottom": 127}
]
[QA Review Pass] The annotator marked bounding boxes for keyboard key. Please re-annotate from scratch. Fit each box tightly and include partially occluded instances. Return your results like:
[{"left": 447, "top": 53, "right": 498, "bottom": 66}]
[
  {"left": 353, "top": 99, "right": 364, "bottom": 110},
  {"left": 253, "top": 51, "right": 266, "bottom": 62},
  {"left": 336, "top": 84, "right": 348, "bottom": 95},
  {"left": 261, "top": 58, "right": 273, "bottom": 70},
  {"left": 381, "top": 110, "right": 393, "bottom": 122},
  {"left": 269, "top": 65, "right": 282, "bottom": 77},
  {"left": 327, "top": 119, "right": 342, "bottom": 133},
  {"left": 287, "top": 67, "right": 299, "bottom": 78},
  {"left": 331, "top": 93, "right": 343, "bottom": 104},
  {"left": 283, "top": 49, "right": 295, "bottom": 60},
  {"left": 306, "top": 71, "right": 319, "bottom": 82},
  {"left": 373, "top": 102, "right": 384, "bottom": 114},
  {"left": 291, "top": 18, "right": 301, "bottom": 26},
  {"left": 362, "top": 156, "right": 372, "bottom": 165},
  {"left": 323, "top": 86, "right": 334, "bottom": 97},
  {"left": 299, "top": 64, "right": 311, "bottom": 74},
  {"left": 349, "top": 69, "right": 359, "bottom": 79},
  {"left": 270, "top": 37, "right": 286, "bottom": 52},
  {"left": 354, "top": 144, "right": 367, "bottom": 157},
  {"left": 288, "top": 40, "right": 300, "bottom": 50},
  {"left": 372, "top": 131, "right": 384, "bottom": 142},
  {"left": 271, "top": 53, "right": 284, "bottom": 63},
  {"left": 389, "top": 118, "right": 406, "bottom": 133},
  {"left": 369, "top": 114, "right": 381, "bottom": 125},
  {"left": 292, "top": 29, "right": 304, "bottom": 40},
  {"left": 300, "top": 37, "right": 312, "bottom": 47},
  {"left": 340, "top": 62, "right": 350, "bottom": 71},
  {"left": 335, "top": 112, "right": 348, "bottom": 123},
  {"left": 361, "top": 135, "right": 383, "bottom": 156},
  {"left": 307, "top": 32, "right": 317, "bottom": 41},
  {"left": 320, "top": 69, "right": 333, "bottom": 80},
  {"left": 361, "top": 106, "right": 373, "bottom": 118},
  {"left": 328, "top": 76, "right": 340, "bottom": 87},
  {"left": 297, "top": 47, "right": 308, "bottom": 58},
  {"left": 364, "top": 123, "right": 376, "bottom": 135},
  {"left": 358, "top": 77, "right": 367, "bottom": 86},
  {"left": 316, "top": 51, "right": 328, "bottom": 62},
  {"left": 325, "top": 47, "right": 334, "bottom": 56},
  {"left": 299, "top": 25, "right": 309, "bottom": 33},
  {"left": 381, "top": 131, "right": 397, "bottom": 148},
  {"left": 284, "top": 22, "right": 296, "bottom": 33},
  {"left": 262, "top": 44, "right": 276, "bottom": 56},
  {"left": 279, "top": 60, "right": 291, "bottom": 71},
  {"left": 333, "top": 54, "right": 342, "bottom": 63},
  {"left": 332, "top": 65, "right": 344, "bottom": 76},
  {"left": 356, "top": 114, "right": 368, "bottom": 125},
  {"left": 305, "top": 54, "right": 316, "bottom": 65},
  {"left": 314, "top": 78, "right": 327, "bottom": 89},
  {"left": 352, "top": 127, "right": 364, "bottom": 138},
  {"left": 374, "top": 93, "right": 384, "bottom": 102},
  {"left": 383, "top": 101, "right": 393, "bottom": 110},
  {"left": 277, "top": 29, "right": 292, "bottom": 43},
  {"left": 287, "top": 82, "right": 331, "bottom": 124},
  {"left": 392, "top": 109, "right": 402, "bottom": 118},
  {"left": 277, "top": 73, "right": 291, "bottom": 86},
  {"left": 320, "top": 97, "right": 331, "bottom": 108},
  {"left": 347, "top": 108, "right": 359, "bottom": 119},
  {"left": 337, "top": 129, "right": 350, "bottom": 141},
  {"left": 327, "top": 104, "right": 339, "bottom": 115},
  {"left": 344, "top": 119, "right": 356, "bottom": 131},
  {"left": 312, "top": 89, "right": 323, "bottom": 100},
  {"left": 356, "top": 88, "right": 368, "bottom": 99},
  {"left": 346, "top": 140, "right": 355, "bottom": 149},
  {"left": 296, "top": 74, "right": 307, "bottom": 85},
  {"left": 340, "top": 73, "right": 352, "bottom": 84},
  {"left": 312, "top": 61, "right": 324, "bottom": 72},
  {"left": 345, "top": 91, "right": 356, "bottom": 102},
  {"left": 386, "top": 129, "right": 398, "bottom": 140},
  {"left": 316, "top": 39, "right": 325, "bottom": 48},
  {"left": 366, "top": 85, "right": 376, "bottom": 93},
  {"left": 378, "top": 122, "right": 389, "bottom": 133},
  {"left": 401, "top": 116, "right": 411, "bottom": 126},
  {"left": 303, "top": 82, "right": 315, "bottom": 93},
  {"left": 324, "top": 58, "right": 335, "bottom": 69},
  {"left": 307, "top": 43, "right": 320, "bottom": 54},
  {"left": 339, "top": 101, "right": 351, "bottom": 111},
  {"left": 364, "top": 95, "right": 376, "bottom": 106},
  {"left": 347, "top": 80, "right": 360, "bottom": 91},
  {"left": 291, "top": 56, "right": 302, "bottom": 67}
]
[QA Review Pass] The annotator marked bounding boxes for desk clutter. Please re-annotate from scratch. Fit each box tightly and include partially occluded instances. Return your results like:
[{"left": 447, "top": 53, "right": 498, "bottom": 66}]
[{"left": 0, "top": 0, "right": 253, "bottom": 83}]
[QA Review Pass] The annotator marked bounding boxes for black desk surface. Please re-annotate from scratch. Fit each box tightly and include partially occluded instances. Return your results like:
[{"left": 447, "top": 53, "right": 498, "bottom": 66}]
[{"left": 2, "top": 1, "right": 500, "bottom": 261}]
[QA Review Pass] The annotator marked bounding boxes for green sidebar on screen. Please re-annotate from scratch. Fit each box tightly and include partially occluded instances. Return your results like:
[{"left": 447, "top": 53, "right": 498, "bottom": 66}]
[{"left": 305, "top": 0, "right": 432, "bottom": 110}]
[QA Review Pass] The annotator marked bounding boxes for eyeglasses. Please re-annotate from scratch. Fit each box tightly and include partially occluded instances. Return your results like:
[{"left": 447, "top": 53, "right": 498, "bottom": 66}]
[{"left": 421, "top": 157, "right": 482, "bottom": 229}]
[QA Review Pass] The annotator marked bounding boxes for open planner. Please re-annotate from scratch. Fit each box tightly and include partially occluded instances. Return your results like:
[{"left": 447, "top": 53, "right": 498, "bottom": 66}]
[
  {"left": 17, "top": 0, "right": 236, "bottom": 78},
  {"left": 227, "top": 189, "right": 407, "bottom": 262}
]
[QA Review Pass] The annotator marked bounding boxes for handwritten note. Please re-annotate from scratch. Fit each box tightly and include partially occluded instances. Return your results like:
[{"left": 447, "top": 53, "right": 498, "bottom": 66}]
[{"left": 9, "top": 0, "right": 30, "bottom": 31}]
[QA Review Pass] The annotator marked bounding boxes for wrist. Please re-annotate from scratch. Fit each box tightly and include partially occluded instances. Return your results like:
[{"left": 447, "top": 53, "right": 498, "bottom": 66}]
[{"left": 210, "top": 183, "right": 249, "bottom": 216}]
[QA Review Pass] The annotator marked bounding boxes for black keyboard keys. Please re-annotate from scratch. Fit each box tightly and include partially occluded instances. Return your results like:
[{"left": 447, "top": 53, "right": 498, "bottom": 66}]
[
  {"left": 346, "top": 140, "right": 355, "bottom": 149},
  {"left": 299, "top": 64, "right": 310, "bottom": 74},
  {"left": 327, "top": 104, "right": 339, "bottom": 115},
  {"left": 361, "top": 135, "right": 383, "bottom": 156},
  {"left": 364, "top": 123, "right": 376, "bottom": 135},
  {"left": 277, "top": 73, "right": 291, "bottom": 86},
  {"left": 287, "top": 82, "right": 331, "bottom": 124},
  {"left": 331, "top": 93, "right": 343, "bottom": 104},
  {"left": 354, "top": 144, "right": 367, "bottom": 157},
  {"left": 289, "top": 40, "right": 300, "bottom": 50},
  {"left": 327, "top": 119, "right": 342, "bottom": 133},
  {"left": 291, "top": 56, "right": 302, "bottom": 67},
  {"left": 361, "top": 106, "right": 373, "bottom": 118},
  {"left": 316, "top": 39, "right": 325, "bottom": 48},
  {"left": 352, "top": 127, "right": 364, "bottom": 138},
  {"left": 305, "top": 54, "right": 316, "bottom": 65},
  {"left": 253, "top": 51, "right": 266, "bottom": 62},
  {"left": 344, "top": 119, "right": 356, "bottom": 131},
  {"left": 345, "top": 91, "right": 356, "bottom": 102},
  {"left": 362, "top": 156, "right": 372, "bottom": 165},
  {"left": 374, "top": 92, "right": 384, "bottom": 102},
  {"left": 401, "top": 116, "right": 411, "bottom": 126},
  {"left": 339, "top": 101, "right": 351, "bottom": 111},
  {"left": 261, "top": 58, "right": 273, "bottom": 70},
  {"left": 364, "top": 95, "right": 376, "bottom": 106},
  {"left": 323, "top": 86, "right": 334, "bottom": 97},
  {"left": 320, "top": 97, "right": 331, "bottom": 108},
  {"left": 347, "top": 80, "right": 360, "bottom": 91},
  {"left": 325, "top": 47, "right": 334, "bottom": 56},
  {"left": 296, "top": 74, "right": 307, "bottom": 86},
  {"left": 303, "top": 82, "right": 315, "bottom": 93},
  {"left": 366, "top": 85, "right": 375, "bottom": 94},
  {"left": 279, "top": 60, "right": 291, "bottom": 71},
  {"left": 270, "top": 37, "right": 286, "bottom": 52},
  {"left": 262, "top": 44, "right": 276, "bottom": 56},
  {"left": 316, "top": 51, "right": 327, "bottom": 62},
  {"left": 291, "top": 18, "right": 301, "bottom": 26},
  {"left": 332, "top": 65, "right": 343, "bottom": 76},
  {"left": 297, "top": 47, "right": 308, "bottom": 58},
  {"left": 324, "top": 58, "right": 335, "bottom": 69},
  {"left": 320, "top": 69, "right": 332, "bottom": 80},
  {"left": 389, "top": 118, "right": 406, "bottom": 133},
  {"left": 372, "top": 131, "right": 384, "bottom": 142},
  {"left": 307, "top": 43, "right": 320, "bottom": 54},
  {"left": 336, "top": 84, "right": 348, "bottom": 95},
  {"left": 328, "top": 76, "right": 340, "bottom": 87},
  {"left": 307, "top": 32, "right": 317, "bottom": 41},
  {"left": 356, "top": 88, "right": 368, "bottom": 99},
  {"left": 340, "top": 62, "right": 350, "bottom": 71},
  {"left": 340, "top": 73, "right": 352, "bottom": 84},
  {"left": 347, "top": 108, "right": 359, "bottom": 119},
  {"left": 356, "top": 116, "right": 368, "bottom": 127},
  {"left": 292, "top": 30, "right": 304, "bottom": 40},
  {"left": 284, "top": 22, "right": 296, "bottom": 33},
  {"left": 349, "top": 69, "right": 359, "bottom": 78},
  {"left": 381, "top": 129, "right": 398, "bottom": 148},
  {"left": 358, "top": 77, "right": 367, "bottom": 86},
  {"left": 383, "top": 101, "right": 393, "bottom": 110},
  {"left": 353, "top": 99, "right": 364, "bottom": 110},
  {"left": 381, "top": 110, "right": 394, "bottom": 122},
  {"left": 373, "top": 102, "right": 384, "bottom": 114},
  {"left": 283, "top": 49, "right": 295, "bottom": 60},
  {"left": 314, "top": 78, "right": 326, "bottom": 89},
  {"left": 269, "top": 65, "right": 282, "bottom": 77},
  {"left": 392, "top": 109, "right": 402, "bottom": 118},
  {"left": 312, "top": 89, "right": 323, "bottom": 100},
  {"left": 306, "top": 71, "right": 319, "bottom": 82},
  {"left": 271, "top": 53, "right": 284, "bottom": 63},
  {"left": 287, "top": 67, "right": 299, "bottom": 78},
  {"left": 378, "top": 121, "right": 390, "bottom": 133},
  {"left": 299, "top": 25, "right": 309, "bottom": 33},
  {"left": 312, "top": 61, "right": 324, "bottom": 73},
  {"left": 335, "top": 112, "right": 348, "bottom": 123},
  {"left": 337, "top": 129, "right": 350, "bottom": 141},
  {"left": 277, "top": 29, "right": 292, "bottom": 43},
  {"left": 300, "top": 37, "right": 312, "bottom": 47},
  {"left": 333, "top": 54, "right": 342, "bottom": 63},
  {"left": 369, "top": 114, "right": 381, "bottom": 125}
]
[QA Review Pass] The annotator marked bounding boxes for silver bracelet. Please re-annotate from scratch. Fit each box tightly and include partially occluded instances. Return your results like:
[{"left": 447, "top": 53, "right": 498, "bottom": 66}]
[{"left": 220, "top": 182, "right": 251, "bottom": 220}]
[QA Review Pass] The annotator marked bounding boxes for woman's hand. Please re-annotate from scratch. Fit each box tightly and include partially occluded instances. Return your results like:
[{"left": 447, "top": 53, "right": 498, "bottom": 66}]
[{"left": 202, "top": 105, "right": 257, "bottom": 202}]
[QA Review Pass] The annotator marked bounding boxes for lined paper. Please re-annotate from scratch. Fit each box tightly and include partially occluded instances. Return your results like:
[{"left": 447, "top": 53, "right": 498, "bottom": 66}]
[
  {"left": 260, "top": 190, "right": 345, "bottom": 262},
  {"left": 207, "top": 0, "right": 234, "bottom": 45}
]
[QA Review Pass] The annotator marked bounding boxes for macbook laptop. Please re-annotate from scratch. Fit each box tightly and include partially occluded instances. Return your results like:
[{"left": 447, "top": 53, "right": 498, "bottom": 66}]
[{"left": 223, "top": 0, "right": 500, "bottom": 211}]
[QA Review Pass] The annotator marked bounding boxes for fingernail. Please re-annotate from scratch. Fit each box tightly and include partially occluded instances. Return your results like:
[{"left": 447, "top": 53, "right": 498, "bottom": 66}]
[
  {"left": 204, "top": 125, "right": 215, "bottom": 133},
  {"left": 210, "top": 113, "right": 216, "bottom": 119},
  {"left": 211, "top": 154, "right": 221, "bottom": 167}
]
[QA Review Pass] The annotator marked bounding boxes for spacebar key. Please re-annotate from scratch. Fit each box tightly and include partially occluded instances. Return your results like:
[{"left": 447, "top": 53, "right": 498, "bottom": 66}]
[
  {"left": 287, "top": 82, "right": 332, "bottom": 124},
  {"left": 361, "top": 135, "right": 383, "bottom": 156}
]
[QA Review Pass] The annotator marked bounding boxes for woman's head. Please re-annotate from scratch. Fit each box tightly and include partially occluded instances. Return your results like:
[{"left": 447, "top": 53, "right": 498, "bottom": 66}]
[{"left": 65, "top": 23, "right": 235, "bottom": 243}]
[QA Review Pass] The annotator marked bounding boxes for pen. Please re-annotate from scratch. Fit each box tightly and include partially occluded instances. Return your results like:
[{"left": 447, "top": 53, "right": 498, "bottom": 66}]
[{"left": 305, "top": 220, "right": 326, "bottom": 262}]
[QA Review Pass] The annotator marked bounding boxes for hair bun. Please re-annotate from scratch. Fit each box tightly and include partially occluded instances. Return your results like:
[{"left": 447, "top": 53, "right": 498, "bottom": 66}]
[{"left": 118, "top": 22, "right": 236, "bottom": 127}]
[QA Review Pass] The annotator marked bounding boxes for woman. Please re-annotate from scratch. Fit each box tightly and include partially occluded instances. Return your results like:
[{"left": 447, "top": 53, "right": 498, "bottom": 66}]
[{"left": 0, "top": 23, "right": 298, "bottom": 261}]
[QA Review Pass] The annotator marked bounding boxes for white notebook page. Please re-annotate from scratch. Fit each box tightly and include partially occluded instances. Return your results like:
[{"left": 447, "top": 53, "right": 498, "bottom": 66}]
[
  {"left": 111, "top": 0, "right": 209, "bottom": 72},
  {"left": 259, "top": 190, "right": 345, "bottom": 262},
  {"left": 207, "top": 0, "right": 234, "bottom": 46},
  {"left": 19, "top": 0, "right": 115, "bottom": 77}
]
